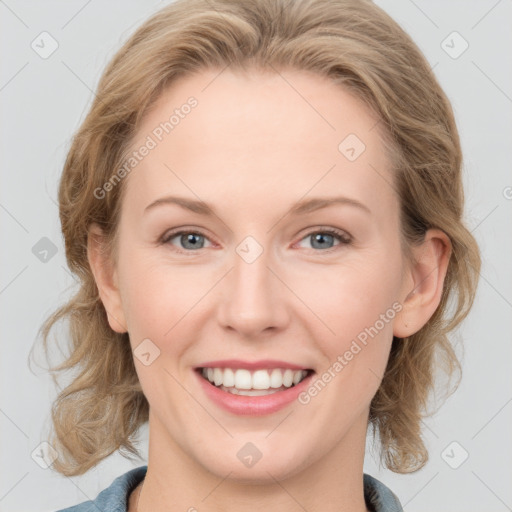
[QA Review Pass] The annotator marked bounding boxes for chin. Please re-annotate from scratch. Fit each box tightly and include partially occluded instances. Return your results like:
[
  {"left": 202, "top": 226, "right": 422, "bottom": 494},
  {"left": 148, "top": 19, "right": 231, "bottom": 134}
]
[{"left": 198, "top": 449, "right": 308, "bottom": 484}]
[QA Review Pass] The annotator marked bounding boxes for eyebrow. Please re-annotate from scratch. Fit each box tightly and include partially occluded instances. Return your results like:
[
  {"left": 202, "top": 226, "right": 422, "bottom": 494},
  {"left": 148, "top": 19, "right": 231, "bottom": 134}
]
[{"left": 144, "top": 194, "right": 372, "bottom": 216}]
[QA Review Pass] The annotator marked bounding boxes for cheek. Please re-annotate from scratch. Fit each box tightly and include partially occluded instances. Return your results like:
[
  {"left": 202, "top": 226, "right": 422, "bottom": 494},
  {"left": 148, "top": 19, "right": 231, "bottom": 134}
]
[
  {"left": 295, "top": 255, "right": 402, "bottom": 396},
  {"left": 297, "top": 256, "right": 401, "bottom": 343},
  {"left": 304, "top": 260, "right": 400, "bottom": 416},
  {"left": 117, "top": 256, "right": 178, "bottom": 337},
  {"left": 118, "top": 255, "right": 213, "bottom": 355}
]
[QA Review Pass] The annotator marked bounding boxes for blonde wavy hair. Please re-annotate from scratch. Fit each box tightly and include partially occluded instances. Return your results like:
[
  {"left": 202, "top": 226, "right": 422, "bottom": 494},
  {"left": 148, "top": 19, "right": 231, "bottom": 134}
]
[{"left": 32, "top": 0, "right": 481, "bottom": 477}]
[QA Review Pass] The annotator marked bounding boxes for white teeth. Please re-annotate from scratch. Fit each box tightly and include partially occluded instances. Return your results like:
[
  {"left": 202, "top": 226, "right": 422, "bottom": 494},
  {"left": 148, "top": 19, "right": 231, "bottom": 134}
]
[
  {"left": 269, "top": 368, "right": 283, "bottom": 388},
  {"left": 252, "top": 369, "right": 270, "bottom": 389},
  {"left": 223, "top": 368, "right": 235, "bottom": 387},
  {"left": 213, "top": 368, "right": 223, "bottom": 386},
  {"left": 219, "top": 385, "right": 283, "bottom": 396},
  {"left": 234, "top": 369, "right": 252, "bottom": 389},
  {"left": 201, "top": 367, "right": 309, "bottom": 391},
  {"left": 282, "top": 369, "right": 293, "bottom": 387}
]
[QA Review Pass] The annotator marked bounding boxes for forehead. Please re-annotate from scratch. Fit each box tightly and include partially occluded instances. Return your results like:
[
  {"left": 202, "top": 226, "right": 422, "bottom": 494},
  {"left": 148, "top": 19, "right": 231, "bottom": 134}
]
[{"left": 122, "top": 68, "right": 396, "bottom": 219}]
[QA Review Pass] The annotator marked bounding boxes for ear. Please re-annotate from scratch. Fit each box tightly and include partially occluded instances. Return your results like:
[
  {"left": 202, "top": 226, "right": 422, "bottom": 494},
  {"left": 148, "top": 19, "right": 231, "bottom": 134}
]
[
  {"left": 393, "top": 229, "right": 452, "bottom": 338},
  {"left": 87, "top": 223, "right": 128, "bottom": 333}
]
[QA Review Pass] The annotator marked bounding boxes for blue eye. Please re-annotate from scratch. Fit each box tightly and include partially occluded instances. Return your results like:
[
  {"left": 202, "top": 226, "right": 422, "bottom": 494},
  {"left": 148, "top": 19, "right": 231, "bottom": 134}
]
[
  {"left": 160, "top": 227, "right": 352, "bottom": 254},
  {"left": 297, "top": 229, "right": 352, "bottom": 252},
  {"left": 161, "top": 231, "right": 212, "bottom": 251}
]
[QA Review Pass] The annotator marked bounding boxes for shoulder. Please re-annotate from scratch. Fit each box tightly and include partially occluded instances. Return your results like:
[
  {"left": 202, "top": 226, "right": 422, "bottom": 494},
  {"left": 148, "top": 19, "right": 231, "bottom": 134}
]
[
  {"left": 55, "top": 465, "right": 148, "bottom": 512},
  {"left": 363, "top": 473, "right": 403, "bottom": 512},
  {"left": 55, "top": 467, "right": 400, "bottom": 512}
]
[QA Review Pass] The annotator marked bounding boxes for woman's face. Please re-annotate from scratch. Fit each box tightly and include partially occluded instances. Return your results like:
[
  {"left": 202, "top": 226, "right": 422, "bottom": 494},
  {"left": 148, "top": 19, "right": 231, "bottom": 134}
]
[{"left": 96, "top": 68, "right": 417, "bottom": 481}]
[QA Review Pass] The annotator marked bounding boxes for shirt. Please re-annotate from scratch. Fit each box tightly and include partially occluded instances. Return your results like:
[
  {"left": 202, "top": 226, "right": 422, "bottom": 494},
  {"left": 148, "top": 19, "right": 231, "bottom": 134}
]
[{"left": 55, "top": 465, "right": 404, "bottom": 512}]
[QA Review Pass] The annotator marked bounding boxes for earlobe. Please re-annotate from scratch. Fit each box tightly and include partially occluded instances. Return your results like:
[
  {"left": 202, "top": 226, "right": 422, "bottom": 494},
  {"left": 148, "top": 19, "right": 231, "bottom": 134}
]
[
  {"left": 87, "top": 223, "right": 128, "bottom": 334},
  {"left": 393, "top": 229, "right": 452, "bottom": 339}
]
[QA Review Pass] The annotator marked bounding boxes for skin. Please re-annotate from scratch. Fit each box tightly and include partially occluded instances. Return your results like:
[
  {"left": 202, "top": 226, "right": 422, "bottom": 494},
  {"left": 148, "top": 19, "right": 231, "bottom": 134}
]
[{"left": 88, "top": 68, "right": 451, "bottom": 512}]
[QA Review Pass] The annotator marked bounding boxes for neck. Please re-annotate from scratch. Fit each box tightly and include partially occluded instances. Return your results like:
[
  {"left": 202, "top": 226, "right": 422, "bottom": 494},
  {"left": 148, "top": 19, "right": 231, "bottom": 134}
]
[{"left": 136, "top": 409, "right": 371, "bottom": 512}]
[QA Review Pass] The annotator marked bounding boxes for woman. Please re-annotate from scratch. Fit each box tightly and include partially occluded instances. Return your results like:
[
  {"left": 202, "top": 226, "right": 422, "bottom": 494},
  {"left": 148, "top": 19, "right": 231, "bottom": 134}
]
[{"left": 39, "top": 0, "right": 481, "bottom": 511}]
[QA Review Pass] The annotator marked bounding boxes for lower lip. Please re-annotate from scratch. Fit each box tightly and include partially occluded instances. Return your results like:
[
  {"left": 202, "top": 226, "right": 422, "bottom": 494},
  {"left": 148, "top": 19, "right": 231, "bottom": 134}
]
[{"left": 194, "top": 369, "right": 314, "bottom": 416}]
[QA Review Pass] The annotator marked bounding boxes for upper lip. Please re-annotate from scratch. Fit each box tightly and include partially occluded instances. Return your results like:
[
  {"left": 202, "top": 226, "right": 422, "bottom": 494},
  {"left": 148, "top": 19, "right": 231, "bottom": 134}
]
[{"left": 195, "top": 359, "right": 313, "bottom": 371}]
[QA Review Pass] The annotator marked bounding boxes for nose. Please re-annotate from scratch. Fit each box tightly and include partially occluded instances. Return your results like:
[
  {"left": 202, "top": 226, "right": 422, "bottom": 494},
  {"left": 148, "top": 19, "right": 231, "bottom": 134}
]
[{"left": 216, "top": 240, "right": 290, "bottom": 338}]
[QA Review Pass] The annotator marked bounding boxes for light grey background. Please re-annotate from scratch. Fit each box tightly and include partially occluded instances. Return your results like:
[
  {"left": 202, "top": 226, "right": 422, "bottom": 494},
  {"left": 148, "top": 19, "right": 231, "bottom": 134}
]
[{"left": 1, "top": 1, "right": 511, "bottom": 511}]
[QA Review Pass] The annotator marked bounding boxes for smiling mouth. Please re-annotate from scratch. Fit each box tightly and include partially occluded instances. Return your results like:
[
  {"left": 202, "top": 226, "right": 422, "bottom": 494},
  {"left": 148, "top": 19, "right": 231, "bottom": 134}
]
[{"left": 195, "top": 367, "right": 315, "bottom": 396}]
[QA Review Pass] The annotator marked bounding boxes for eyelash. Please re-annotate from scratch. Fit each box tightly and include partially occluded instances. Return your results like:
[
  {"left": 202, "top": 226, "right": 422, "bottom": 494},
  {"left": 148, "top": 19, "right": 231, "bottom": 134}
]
[{"left": 159, "top": 227, "right": 352, "bottom": 255}]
